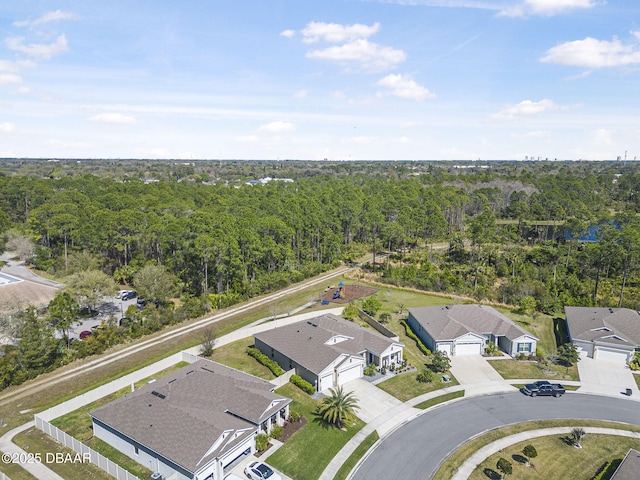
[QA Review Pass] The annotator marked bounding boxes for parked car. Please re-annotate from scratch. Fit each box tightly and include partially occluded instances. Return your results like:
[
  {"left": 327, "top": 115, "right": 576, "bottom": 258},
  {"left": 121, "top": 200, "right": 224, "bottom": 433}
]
[
  {"left": 122, "top": 290, "right": 137, "bottom": 301},
  {"left": 522, "top": 380, "right": 565, "bottom": 397},
  {"left": 244, "top": 461, "right": 281, "bottom": 480},
  {"left": 79, "top": 330, "right": 92, "bottom": 339}
]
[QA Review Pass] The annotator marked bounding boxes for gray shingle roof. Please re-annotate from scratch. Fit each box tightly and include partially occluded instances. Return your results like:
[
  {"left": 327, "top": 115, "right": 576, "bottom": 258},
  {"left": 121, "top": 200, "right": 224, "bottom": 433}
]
[
  {"left": 565, "top": 306, "right": 640, "bottom": 347},
  {"left": 90, "top": 359, "right": 290, "bottom": 474},
  {"left": 611, "top": 449, "right": 640, "bottom": 480},
  {"left": 408, "top": 304, "right": 537, "bottom": 342},
  {"left": 254, "top": 314, "right": 402, "bottom": 375}
]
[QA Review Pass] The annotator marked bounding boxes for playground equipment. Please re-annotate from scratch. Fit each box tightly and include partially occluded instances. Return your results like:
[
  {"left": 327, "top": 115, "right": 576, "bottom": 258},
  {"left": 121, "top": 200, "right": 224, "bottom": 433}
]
[{"left": 332, "top": 282, "right": 346, "bottom": 299}]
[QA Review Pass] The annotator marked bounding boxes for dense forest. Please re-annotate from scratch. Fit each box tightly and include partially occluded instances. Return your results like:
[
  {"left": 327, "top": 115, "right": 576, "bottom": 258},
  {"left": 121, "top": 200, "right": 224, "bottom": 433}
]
[{"left": 1, "top": 159, "right": 640, "bottom": 387}]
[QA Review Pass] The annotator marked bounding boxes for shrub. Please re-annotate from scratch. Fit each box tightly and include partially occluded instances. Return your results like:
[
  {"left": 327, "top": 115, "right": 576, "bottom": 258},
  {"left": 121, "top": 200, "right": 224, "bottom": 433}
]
[
  {"left": 401, "top": 320, "right": 431, "bottom": 356},
  {"left": 270, "top": 424, "right": 283, "bottom": 439},
  {"left": 247, "top": 347, "right": 285, "bottom": 376},
  {"left": 290, "top": 374, "right": 315, "bottom": 394},
  {"left": 364, "top": 363, "right": 377, "bottom": 376},
  {"left": 416, "top": 369, "right": 434, "bottom": 383},
  {"left": 289, "top": 410, "right": 301, "bottom": 422},
  {"left": 255, "top": 433, "right": 269, "bottom": 451}
]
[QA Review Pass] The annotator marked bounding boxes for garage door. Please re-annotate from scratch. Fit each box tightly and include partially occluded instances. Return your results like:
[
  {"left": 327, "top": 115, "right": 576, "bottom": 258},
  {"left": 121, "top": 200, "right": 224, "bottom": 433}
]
[
  {"left": 455, "top": 342, "right": 482, "bottom": 356},
  {"left": 437, "top": 344, "right": 451, "bottom": 355},
  {"left": 337, "top": 364, "right": 362, "bottom": 385},
  {"left": 319, "top": 373, "right": 333, "bottom": 391},
  {"left": 594, "top": 347, "right": 629, "bottom": 364}
]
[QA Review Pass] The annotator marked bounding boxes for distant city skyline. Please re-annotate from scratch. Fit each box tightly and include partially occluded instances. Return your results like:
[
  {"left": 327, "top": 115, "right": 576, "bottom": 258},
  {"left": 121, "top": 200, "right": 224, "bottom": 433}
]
[{"left": 1, "top": 1, "right": 638, "bottom": 161}]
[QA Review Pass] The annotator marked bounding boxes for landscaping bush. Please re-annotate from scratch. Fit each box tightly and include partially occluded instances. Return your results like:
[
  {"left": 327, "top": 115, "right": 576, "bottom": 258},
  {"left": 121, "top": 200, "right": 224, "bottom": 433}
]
[
  {"left": 416, "top": 369, "right": 434, "bottom": 383},
  {"left": 401, "top": 320, "right": 431, "bottom": 356},
  {"left": 255, "top": 433, "right": 269, "bottom": 451},
  {"left": 270, "top": 424, "right": 283, "bottom": 439},
  {"left": 289, "top": 410, "right": 302, "bottom": 422},
  {"left": 290, "top": 374, "right": 315, "bottom": 395},
  {"left": 364, "top": 363, "right": 377, "bottom": 376},
  {"left": 247, "top": 347, "right": 286, "bottom": 376}
]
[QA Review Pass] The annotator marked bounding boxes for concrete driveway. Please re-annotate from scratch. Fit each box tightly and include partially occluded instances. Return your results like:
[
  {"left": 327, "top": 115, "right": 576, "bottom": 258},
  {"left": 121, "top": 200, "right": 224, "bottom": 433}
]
[
  {"left": 449, "top": 356, "right": 517, "bottom": 395},
  {"left": 341, "top": 378, "right": 403, "bottom": 423},
  {"left": 577, "top": 355, "right": 639, "bottom": 397}
]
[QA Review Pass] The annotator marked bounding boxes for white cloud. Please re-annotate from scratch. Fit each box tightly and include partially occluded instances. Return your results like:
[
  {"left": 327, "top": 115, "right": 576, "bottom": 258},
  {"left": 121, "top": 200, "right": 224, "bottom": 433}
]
[
  {"left": 0, "top": 122, "right": 14, "bottom": 133},
  {"left": 5, "top": 35, "right": 68, "bottom": 60},
  {"left": 541, "top": 36, "right": 640, "bottom": 68},
  {"left": 280, "top": 29, "right": 296, "bottom": 39},
  {"left": 89, "top": 113, "right": 137, "bottom": 124},
  {"left": 376, "top": 74, "right": 434, "bottom": 101},
  {"left": 0, "top": 74, "right": 22, "bottom": 85},
  {"left": 13, "top": 10, "right": 76, "bottom": 28},
  {"left": 512, "top": 130, "right": 550, "bottom": 138},
  {"left": 500, "top": 0, "right": 599, "bottom": 16},
  {"left": 0, "top": 61, "right": 20, "bottom": 72},
  {"left": 307, "top": 39, "right": 406, "bottom": 71},
  {"left": 494, "top": 99, "right": 560, "bottom": 119},
  {"left": 301, "top": 22, "right": 380, "bottom": 44},
  {"left": 293, "top": 89, "right": 308, "bottom": 98},
  {"left": 258, "top": 121, "right": 296, "bottom": 133},
  {"left": 594, "top": 128, "right": 614, "bottom": 146}
]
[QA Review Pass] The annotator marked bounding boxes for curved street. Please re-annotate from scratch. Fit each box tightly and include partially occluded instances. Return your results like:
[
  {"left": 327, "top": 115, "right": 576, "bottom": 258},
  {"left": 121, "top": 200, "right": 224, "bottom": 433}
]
[{"left": 352, "top": 392, "right": 640, "bottom": 480}]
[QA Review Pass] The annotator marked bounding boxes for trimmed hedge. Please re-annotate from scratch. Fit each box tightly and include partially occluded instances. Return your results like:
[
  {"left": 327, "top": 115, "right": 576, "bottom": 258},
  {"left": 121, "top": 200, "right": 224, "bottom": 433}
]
[
  {"left": 401, "top": 320, "right": 431, "bottom": 356},
  {"left": 290, "top": 374, "right": 315, "bottom": 394},
  {"left": 247, "top": 347, "right": 286, "bottom": 376}
]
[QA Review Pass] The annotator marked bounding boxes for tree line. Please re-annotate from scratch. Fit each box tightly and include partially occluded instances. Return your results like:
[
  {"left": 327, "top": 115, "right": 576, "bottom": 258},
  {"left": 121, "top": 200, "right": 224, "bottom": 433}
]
[{"left": 0, "top": 160, "right": 639, "bottom": 388}]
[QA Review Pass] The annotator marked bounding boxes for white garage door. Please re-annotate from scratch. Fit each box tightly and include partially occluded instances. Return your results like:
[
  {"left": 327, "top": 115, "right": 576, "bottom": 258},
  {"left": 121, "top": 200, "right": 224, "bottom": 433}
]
[
  {"left": 337, "top": 364, "right": 362, "bottom": 385},
  {"left": 437, "top": 344, "right": 451, "bottom": 355},
  {"left": 319, "top": 373, "right": 333, "bottom": 391},
  {"left": 595, "top": 347, "right": 629, "bottom": 364},
  {"left": 455, "top": 342, "right": 482, "bottom": 356}
]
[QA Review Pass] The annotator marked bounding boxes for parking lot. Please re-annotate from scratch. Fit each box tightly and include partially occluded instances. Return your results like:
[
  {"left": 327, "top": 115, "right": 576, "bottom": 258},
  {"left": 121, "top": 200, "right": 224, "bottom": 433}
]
[{"left": 70, "top": 293, "right": 139, "bottom": 339}]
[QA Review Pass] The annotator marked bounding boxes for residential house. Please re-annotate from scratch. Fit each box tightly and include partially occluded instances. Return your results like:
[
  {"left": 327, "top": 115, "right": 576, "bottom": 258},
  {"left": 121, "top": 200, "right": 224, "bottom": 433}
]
[
  {"left": 407, "top": 304, "right": 538, "bottom": 357},
  {"left": 565, "top": 306, "right": 640, "bottom": 364},
  {"left": 253, "top": 313, "right": 404, "bottom": 392},
  {"left": 90, "top": 359, "right": 291, "bottom": 480}
]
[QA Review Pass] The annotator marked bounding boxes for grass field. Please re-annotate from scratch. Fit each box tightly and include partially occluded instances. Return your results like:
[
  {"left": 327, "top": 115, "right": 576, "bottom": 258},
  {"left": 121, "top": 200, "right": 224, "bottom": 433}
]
[
  {"left": 469, "top": 434, "right": 640, "bottom": 480},
  {"left": 267, "top": 383, "right": 365, "bottom": 480},
  {"left": 333, "top": 431, "right": 379, "bottom": 480},
  {"left": 433, "top": 420, "right": 640, "bottom": 480},
  {"left": 209, "top": 337, "right": 275, "bottom": 380}
]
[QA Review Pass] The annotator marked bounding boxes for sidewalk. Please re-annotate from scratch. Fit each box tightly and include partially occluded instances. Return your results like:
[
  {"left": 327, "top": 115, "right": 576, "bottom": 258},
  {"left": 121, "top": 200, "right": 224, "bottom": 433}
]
[
  {"left": 451, "top": 427, "right": 640, "bottom": 480},
  {"left": 320, "top": 363, "right": 640, "bottom": 480}
]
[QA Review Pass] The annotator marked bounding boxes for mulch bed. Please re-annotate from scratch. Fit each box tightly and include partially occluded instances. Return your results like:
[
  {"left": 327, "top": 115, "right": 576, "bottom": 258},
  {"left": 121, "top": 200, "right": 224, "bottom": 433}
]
[
  {"left": 255, "top": 417, "right": 308, "bottom": 457},
  {"left": 320, "top": 284, "right": 378, "bottom": 304},
  {"left": 279, "top": 416, "right": 307, "bottom": 442}
]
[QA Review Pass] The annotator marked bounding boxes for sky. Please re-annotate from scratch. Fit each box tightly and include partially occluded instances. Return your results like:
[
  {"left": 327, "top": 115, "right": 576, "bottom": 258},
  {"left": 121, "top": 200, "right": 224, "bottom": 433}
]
[{"left": 0, "top": 0, "right": 639, "bottom": 161}]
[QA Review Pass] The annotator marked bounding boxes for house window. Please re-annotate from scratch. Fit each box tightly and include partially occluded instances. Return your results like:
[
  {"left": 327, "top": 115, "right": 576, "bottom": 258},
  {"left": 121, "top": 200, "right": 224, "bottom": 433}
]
[
  {"left": 517, "top": 343, "right": 532, "bottom": 353},
  {"left": 271, "top": 347, "right": 274, "bottom": 358},
  {"left": 133, "top": 443, "right": 139, "bottom": 455}
]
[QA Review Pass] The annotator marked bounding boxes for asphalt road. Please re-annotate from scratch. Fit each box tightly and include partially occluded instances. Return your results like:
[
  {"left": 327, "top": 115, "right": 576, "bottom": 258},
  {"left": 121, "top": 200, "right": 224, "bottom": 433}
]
[{"left": 352, "top": 392, "right": 640, "bottom": 480}]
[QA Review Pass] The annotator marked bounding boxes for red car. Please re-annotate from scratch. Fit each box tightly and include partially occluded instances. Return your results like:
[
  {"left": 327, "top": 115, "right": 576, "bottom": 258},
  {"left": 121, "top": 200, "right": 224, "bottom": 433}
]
[{"left": 79, "top": 330, "right": 92, "bottom": 340}]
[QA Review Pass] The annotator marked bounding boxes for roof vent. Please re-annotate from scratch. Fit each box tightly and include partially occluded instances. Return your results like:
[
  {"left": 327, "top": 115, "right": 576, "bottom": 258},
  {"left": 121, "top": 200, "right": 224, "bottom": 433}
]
[{"left": 151, "top": 391, "right": 166, "bottom": 399}]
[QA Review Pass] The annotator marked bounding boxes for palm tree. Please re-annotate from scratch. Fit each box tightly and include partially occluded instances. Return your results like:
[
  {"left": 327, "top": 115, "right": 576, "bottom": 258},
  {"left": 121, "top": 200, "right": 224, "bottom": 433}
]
[
  {"left": 571, "top": 427, "right": 586, "bottom": 448},
  {"left": 317, "top": 386, "right": 360, "bottom": 429}
]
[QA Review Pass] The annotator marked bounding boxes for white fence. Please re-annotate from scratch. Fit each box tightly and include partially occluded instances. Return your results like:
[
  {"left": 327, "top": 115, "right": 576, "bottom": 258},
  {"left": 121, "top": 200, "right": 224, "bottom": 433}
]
[{"left": 34, "top": 415, "right": 139, "bottom": 480}]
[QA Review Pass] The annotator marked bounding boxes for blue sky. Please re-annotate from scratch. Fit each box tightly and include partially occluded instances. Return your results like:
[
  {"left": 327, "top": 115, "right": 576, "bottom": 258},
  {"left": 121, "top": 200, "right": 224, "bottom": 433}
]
[{"left": 0, "top": 0, "right": 639, "bottom": 160}]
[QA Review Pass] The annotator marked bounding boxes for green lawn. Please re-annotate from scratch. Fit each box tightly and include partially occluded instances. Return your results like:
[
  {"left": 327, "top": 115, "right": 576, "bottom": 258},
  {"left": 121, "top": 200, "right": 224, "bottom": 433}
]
[
  {"left": 433, "top": 420, "right": 640, "bottom": 480},
  {"left": 209, "top": 337, "right": 275, "bottom": 380},
  {"left": 333, "top": 431, "right": 379, "bottom": 480},
  {"left": 267, "top": 383, "right": 365, "bottom": 480},
  {"left": 489, "top": 358, "right": 579, "bottom": 381},
  {"left": 414, "top": 390, "right": 465, "bottom": 409},
  {"left": 469, "top": 434, "right": 640, "bottom": 480},
  {"left": 13, "top": 428, "right": 115, "bottom": 480},
  {"left": 377, "top": 370, "right": 459, "bottom": 402}
]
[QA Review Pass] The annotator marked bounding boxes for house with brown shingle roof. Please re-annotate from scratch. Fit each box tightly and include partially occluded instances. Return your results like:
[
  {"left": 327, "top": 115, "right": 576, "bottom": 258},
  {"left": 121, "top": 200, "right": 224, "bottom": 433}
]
[
  {"left": 565, "top": 306, "right": 640, "bottom": 364},
  {"left": 407, "top": 304, "right": 538, "bottom": 357},
  {"left": 90, "top": 359, "right": 291, "bottom": 480},
  {"left": 254, "top": 313, "right": 404, "bottom": 392}
]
